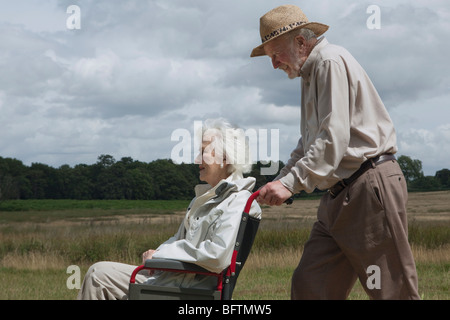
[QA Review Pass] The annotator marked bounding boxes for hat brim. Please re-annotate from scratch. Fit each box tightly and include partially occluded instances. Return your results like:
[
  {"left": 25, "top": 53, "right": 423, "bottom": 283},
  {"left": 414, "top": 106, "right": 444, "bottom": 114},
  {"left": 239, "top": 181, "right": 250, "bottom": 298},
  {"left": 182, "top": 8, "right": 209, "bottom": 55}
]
[{"left": 250, "top": 22, "right": 329, "bottom": 57}]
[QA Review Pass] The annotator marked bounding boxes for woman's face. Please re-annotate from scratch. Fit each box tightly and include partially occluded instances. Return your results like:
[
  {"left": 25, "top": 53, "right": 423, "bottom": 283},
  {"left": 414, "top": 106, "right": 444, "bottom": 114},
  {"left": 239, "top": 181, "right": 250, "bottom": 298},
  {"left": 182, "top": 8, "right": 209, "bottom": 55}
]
[{"left": 195, "top": 139, "right": 229, "bottom": 187}]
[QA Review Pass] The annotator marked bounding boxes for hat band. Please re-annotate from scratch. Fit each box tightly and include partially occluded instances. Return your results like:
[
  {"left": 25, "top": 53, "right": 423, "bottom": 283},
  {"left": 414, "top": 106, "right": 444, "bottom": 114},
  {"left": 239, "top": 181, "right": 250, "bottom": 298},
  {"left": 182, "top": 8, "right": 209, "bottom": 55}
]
[{"left": 261, "top": 21, "right": 306, "bottom": 44}]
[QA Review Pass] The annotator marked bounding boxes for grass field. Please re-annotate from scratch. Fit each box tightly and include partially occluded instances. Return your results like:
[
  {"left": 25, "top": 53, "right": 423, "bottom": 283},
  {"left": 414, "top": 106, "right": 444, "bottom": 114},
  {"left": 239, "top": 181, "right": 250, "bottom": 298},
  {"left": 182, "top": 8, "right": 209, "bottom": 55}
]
[{"left": 0, "top": 191, "right": 449, "bottom": 300}]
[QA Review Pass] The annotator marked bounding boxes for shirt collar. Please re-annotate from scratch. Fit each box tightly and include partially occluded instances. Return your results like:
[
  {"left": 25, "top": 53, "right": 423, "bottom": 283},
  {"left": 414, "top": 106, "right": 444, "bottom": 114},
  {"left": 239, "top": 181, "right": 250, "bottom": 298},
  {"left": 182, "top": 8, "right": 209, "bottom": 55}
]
[{"left": 300, "top": 37, "right": 328, "bottom": 82}]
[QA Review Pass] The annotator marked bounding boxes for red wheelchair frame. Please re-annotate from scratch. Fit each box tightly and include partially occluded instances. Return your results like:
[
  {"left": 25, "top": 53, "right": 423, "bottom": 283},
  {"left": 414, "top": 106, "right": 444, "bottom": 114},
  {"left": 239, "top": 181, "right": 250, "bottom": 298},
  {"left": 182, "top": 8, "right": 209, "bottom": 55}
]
[{"left": 128, "top": 190, "right": 261, "bottom": 300}]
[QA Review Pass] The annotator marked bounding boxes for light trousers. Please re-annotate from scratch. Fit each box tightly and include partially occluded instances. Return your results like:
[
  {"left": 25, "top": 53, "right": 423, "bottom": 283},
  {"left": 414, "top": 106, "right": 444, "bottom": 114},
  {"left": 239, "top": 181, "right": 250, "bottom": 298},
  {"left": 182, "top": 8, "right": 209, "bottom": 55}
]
[
  {"left": 291, "top": 160, "right": 420, "bottom": 299},
  {"left": 77, "top": 262, "right": 148, "bottom": 300}
]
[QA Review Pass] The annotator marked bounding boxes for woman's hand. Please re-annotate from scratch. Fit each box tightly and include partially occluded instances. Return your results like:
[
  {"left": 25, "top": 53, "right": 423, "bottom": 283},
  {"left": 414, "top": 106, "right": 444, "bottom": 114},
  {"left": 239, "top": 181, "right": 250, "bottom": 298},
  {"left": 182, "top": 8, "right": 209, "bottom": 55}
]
[
  {"left": 142, "top": 249, "right": 156, "bottom": 264},
  {"left": 142, "top": 249, "right": 157, "bottom": 276}
]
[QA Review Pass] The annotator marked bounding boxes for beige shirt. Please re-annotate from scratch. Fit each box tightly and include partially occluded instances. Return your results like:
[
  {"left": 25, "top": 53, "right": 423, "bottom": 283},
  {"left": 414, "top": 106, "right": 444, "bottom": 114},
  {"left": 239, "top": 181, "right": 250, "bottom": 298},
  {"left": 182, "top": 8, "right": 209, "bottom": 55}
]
[{"left": 277, "top": 38, "right": 397, "bottom": 193}]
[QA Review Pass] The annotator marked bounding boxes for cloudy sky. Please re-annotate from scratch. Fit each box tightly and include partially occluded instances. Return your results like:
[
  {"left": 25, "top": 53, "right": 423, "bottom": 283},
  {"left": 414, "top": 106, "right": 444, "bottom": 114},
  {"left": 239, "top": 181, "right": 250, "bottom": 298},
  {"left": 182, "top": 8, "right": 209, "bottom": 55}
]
[{"left": 0, "top": 0, "right": 449, "bottom": 176}]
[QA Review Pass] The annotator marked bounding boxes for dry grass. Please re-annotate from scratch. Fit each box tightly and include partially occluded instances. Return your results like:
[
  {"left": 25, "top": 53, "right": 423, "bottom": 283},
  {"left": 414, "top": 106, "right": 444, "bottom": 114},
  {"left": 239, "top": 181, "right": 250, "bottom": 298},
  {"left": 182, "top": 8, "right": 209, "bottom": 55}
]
[
  {"left": 412, "top": 244, "right": 450, "bottom": 263},
  {"left": 0, "top": 191, "right": 448, "bottom": 300},
  {"left": 235, "top": 191, "right": 450, "bottom": 299},
  {"left": 1, "top": 252, "right": 67, "bottom": 270},
  {"left": 233, "top": 244, "right": 450, "bottom": 300}
]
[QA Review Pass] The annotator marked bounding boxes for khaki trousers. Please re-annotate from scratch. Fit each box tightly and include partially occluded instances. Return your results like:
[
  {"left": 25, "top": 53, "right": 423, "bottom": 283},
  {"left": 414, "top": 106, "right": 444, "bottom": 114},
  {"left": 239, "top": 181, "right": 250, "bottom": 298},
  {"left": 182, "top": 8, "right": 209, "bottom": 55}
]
[{"left": 291, "top": 160, "right": 420, "bottom": 300}]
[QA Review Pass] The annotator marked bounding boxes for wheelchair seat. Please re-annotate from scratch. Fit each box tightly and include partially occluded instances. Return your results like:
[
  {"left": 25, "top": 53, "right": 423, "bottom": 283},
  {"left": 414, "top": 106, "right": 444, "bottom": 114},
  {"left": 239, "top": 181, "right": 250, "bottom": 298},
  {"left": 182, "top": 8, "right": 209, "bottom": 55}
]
[{"left": 128, "top": 191, "right": 261, "bottom": 300}]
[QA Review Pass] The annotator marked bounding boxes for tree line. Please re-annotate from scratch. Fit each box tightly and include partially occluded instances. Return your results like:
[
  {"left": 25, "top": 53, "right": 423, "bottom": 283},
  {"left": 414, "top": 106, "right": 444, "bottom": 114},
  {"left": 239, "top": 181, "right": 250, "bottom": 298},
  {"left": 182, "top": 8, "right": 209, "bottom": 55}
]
[
  {"left": 0, "top": 154, "right": 282, "bottom": 201},
  {"left": 397, "top": 155, "right": 450, "bottom": 192},
  {"left": 0, "top": 154, "right": 448, "bottom": 201}
]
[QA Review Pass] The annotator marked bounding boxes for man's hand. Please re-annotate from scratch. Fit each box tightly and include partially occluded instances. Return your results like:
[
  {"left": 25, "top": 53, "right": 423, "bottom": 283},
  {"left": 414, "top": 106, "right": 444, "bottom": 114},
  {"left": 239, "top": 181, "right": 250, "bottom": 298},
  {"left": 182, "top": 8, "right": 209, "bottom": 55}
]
[{"left": 257, "top": 180, "right": 293, "bottom": 206}]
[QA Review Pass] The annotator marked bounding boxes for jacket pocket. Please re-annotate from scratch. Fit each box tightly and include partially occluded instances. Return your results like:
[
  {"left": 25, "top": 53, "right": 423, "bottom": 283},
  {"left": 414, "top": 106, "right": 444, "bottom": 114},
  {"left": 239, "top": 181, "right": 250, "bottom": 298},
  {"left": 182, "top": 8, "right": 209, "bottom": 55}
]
[
  {"left": 187, "top": 207, "right": 223, "bottom": 242},
  {"left": 203, "top": 213, "right": 222, "bottom": 242}
]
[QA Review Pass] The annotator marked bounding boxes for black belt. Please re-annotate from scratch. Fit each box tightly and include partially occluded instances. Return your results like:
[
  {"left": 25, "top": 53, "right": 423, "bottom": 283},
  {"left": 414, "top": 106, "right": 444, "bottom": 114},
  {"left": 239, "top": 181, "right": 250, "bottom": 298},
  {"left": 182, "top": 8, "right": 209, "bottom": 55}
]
[{"left": 328, "top": 154, "right": 396, "bottom": 198}]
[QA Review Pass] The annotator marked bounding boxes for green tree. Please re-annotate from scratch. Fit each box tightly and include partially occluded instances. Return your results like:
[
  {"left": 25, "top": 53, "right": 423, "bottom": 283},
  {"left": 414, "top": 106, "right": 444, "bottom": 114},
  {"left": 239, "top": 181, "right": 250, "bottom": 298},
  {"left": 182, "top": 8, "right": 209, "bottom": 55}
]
[
  {"left": 96, "top": 160, "right": 126, "bottom": 199},
  {"left": 397, "top": 155, "right": 424, "bottom": 183},
  {"left": 409, "top": 176, "right": 442, "bottom": 191},
  {"left": 435, "top": 169, "right": 450, "bottom": 189},
  {"left": 0, "top": 157, "right": 30, "bottom": 200},
  {"left": 123, "top": 167, "right": 154, "bottom": 200},
  {"left": 148, "top": 159, "right": 192, "bottom": 200},
  {"left": 27, "top": 163, "right": 55, "bottom": 199},
  {"left": 68, "top": 164, "right": 95, "bottom": 200},
  {"left": 97, "top": 154, "right": 116, "bottom": 168}
]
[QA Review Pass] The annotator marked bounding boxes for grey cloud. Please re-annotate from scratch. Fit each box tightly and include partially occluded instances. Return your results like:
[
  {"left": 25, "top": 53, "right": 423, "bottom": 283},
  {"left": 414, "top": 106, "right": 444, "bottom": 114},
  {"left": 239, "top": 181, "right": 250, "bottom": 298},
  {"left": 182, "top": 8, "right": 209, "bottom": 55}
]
[
  {"left": 331, "top": 2, "right": 449, "bottom": 109},
  {"left": 0, "top": 0, "right": 448, "bottom": 175}
]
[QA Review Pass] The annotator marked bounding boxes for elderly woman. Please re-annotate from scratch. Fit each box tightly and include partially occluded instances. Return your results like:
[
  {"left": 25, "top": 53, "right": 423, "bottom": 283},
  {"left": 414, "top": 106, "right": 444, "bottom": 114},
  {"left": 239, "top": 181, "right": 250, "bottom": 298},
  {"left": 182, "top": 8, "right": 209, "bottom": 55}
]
[{"left": 77, "top": 118, "right": 261, "bottom": 300}]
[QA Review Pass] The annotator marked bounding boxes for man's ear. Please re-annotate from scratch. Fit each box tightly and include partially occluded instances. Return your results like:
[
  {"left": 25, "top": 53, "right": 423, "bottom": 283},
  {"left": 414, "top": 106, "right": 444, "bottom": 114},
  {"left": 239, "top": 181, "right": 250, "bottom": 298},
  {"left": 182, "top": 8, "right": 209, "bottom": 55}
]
[{"left": 295, "top": 34, "right": 306, "bottom": 47}]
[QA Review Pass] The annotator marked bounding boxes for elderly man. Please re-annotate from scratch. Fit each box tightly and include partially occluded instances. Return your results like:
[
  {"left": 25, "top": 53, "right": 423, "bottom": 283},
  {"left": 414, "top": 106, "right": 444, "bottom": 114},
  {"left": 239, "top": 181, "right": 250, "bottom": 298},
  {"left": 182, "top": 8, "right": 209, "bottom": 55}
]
[{"left": 251, "top": 5, "right": 420, "bottom": 300}]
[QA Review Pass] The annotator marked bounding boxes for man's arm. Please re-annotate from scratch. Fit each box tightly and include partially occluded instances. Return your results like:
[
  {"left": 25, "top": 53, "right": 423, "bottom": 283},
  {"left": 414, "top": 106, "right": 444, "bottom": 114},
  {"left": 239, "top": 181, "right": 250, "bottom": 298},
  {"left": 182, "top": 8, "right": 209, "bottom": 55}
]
[
  {"left": 274, "top": 137, "right": 305, "bottom": 182},
  {"left": 259, "top": 59, "right": 351, "bottom": 205}
]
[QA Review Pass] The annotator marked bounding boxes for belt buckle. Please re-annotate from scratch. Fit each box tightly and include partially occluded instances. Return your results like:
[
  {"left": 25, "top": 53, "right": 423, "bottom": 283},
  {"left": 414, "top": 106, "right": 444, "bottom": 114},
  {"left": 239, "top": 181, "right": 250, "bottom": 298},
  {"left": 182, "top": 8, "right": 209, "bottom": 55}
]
[
  {"left": 328, "top": 188, "right": 337, "bottom": 198},
  {"left": 328, "top": 180, "right": 346, "bottom": 198}
]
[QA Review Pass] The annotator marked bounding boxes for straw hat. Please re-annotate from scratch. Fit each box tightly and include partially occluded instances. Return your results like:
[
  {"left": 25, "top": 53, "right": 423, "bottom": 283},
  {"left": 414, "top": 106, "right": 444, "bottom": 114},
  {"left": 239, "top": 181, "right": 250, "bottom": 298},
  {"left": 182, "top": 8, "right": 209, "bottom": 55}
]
[{"left": 250, "top": 5, "right": 329, "bottom": 57}]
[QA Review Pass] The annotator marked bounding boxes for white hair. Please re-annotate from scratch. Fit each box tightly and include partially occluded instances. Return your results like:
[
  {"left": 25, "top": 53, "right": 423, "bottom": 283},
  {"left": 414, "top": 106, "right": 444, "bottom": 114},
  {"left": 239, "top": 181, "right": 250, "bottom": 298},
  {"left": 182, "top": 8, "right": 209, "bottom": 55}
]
[
  {"left": 284, "top": 27, "right": 317, "bottom": 41},
  {"left": 197, "top": 118, "right": 252, "bottom": 175}
]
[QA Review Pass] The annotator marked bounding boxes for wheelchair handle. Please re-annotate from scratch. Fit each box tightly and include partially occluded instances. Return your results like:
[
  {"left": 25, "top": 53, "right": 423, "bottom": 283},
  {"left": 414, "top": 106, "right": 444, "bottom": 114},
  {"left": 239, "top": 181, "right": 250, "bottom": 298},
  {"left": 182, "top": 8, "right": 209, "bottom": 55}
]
[
  {"left": 244, "top": 190, "right": 294, "bottom": 213},
  {"left": 243, "top": 190, "right": 260, "bottom": 214}
]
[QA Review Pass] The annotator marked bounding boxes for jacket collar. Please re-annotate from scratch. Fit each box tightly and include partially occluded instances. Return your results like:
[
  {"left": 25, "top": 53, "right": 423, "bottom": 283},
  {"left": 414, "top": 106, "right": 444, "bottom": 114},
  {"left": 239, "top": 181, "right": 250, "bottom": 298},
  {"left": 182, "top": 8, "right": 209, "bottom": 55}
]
[
  {"left": 300, "top": 37, "right": 328, "bottom": 82},
  {"left": 194, "top": 172, "right": 256, "bottom": 201}
]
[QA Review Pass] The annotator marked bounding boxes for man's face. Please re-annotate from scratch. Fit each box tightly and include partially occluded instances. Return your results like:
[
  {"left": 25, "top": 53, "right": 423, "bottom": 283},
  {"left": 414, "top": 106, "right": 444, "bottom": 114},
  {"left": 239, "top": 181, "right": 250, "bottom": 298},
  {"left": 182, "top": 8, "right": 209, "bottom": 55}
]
[{"left": 264, "top": 35, "right": 306, "bottom": 79}]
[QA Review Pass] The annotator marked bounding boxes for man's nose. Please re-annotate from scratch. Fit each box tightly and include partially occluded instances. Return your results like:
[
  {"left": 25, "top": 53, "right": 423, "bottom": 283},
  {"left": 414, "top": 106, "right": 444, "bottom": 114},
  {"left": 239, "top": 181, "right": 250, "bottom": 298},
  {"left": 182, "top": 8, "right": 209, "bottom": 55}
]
[{"left": 271, "top": 57, "right": 280, "bottom": 69}]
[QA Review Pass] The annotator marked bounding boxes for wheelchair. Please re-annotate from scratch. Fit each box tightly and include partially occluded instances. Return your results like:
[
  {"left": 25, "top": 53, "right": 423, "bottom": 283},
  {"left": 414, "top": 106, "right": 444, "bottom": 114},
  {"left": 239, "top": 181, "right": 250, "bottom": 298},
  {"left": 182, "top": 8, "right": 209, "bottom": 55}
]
[{"left": 128, "top": 191, "right": 261, "bottom": 300}]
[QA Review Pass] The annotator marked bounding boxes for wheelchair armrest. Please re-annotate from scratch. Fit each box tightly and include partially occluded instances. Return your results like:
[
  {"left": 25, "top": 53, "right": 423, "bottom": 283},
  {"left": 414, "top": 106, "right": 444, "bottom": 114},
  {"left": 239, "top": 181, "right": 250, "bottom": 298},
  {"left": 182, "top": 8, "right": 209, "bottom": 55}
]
[
  {"left": 130, "top": 258, "right": 222, "bottom": 284},
  {"left": 144, "top": 258, "right": 214, "bottom": 274}
]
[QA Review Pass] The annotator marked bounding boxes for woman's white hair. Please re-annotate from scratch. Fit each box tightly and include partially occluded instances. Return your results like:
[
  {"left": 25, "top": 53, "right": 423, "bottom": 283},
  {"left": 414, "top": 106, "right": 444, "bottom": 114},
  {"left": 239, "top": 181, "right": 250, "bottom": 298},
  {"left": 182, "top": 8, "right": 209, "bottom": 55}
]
[{"left": 197, "top": 118, "right": 252, "bottom": 175}]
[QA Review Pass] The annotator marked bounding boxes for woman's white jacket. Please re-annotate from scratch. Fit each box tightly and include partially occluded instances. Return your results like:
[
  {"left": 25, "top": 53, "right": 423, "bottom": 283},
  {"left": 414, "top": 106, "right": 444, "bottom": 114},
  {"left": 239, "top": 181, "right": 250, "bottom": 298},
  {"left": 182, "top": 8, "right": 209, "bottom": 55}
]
[{"left": 147, "top": 173, "right": 261, "bottom": 288}]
